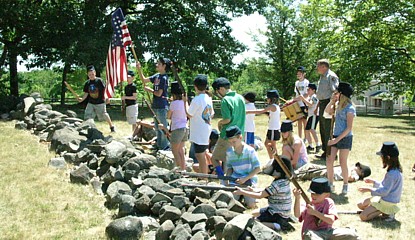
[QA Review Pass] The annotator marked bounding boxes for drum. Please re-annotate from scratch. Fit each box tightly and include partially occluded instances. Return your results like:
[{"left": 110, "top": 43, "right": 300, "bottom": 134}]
[{"left": 282, "top": 101, "right": 305, "bottom": 121}]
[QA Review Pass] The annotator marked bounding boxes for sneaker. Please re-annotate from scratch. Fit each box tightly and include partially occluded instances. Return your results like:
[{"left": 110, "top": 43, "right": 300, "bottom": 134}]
[
  {"left": 342, "top": 184, "right": 348, "bottom": 195},
  {"left": 330, "top": 184, "right": 335, "bottom": 193},
  {"left": 306, "top": 146, "right": 315, "bottom": 154},
  {"left": 315, "top": 145, "right": 322, "bottom": 153},
  {"left": 110, "top": 126, "right": 116, "bottom": 132},
  {"left": 385, "top": 213, "right": 395, "bottom": 222}
]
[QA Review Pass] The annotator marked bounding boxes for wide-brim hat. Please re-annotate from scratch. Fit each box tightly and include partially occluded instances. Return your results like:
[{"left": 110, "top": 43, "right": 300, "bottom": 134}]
[
  {"left": 266, "top": 90, "right": 279, "bottom": 99},
  {"left": 308, "top": 177, "right": 331, "bottom": 194},
  {"left": 355, "top": 162, "right": 371, "bottom": 180},
  {"left": 337, "top": 82, "right": 354, "bottom": 98},
  {"left": 225, "top": 125, "right": 242, "bottom": 139},
  {"left": 280, "top": 120, "right": 293, "bottom": 132},
  {"left": 376, "top": 142, "right": 399, "bottom": 157}
]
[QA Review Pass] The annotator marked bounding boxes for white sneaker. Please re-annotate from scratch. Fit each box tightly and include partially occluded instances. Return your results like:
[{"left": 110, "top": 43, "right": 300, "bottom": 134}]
[{"left": 385, "top": 213, "right": 395, "bottom": 222}]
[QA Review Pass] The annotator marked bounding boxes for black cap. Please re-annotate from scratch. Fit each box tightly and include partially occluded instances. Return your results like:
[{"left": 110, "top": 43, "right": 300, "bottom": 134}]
[
  {"left": 376, "top": 142, "right": 399, "bottom": 157},
  {"left": 210, "top": 129, "right": 219, "bottom": 141},
  {"left": 194, "top": 74, "right": 208, "bottom": 86},
  {"left": 87, "top": 65, "right": 95, "bottom": 72},
  {"left": 127, "top": 70, "right": 135, "bottom": 77},
  {"left": 297, "top": 66, "right": 306, "bottom": 72},
  {"left": 243, "top": 92, "right": 256, "bottom": 103},
  {"left": 308, "top": 83, "right": 317, "bottom": 91},
  {"left": 355, "top": 162, "right": 371, "bottom": 180},
  {"left": 212, "top": 77, "right": 230, "bottom": 90},
  {"left": 266, "top": 90, "right": 279, "bottom": 99},
  {"left": 337, "top": 82, "right": 354, "bottom": 98},
  {"left": 262, "top": 155, "right": 292, "bottom": 179},
  {"left": 170, "top": 81, "right": 182, "bottom": 95},
  {"left": 225, "top": 125, "right": 242, "bottom": 139},
  {"left": 308, "top": 177, "right": 331, "bottom": 194},
  {"left": 280, "top": 120, "right": 293, "bottom": 132}
]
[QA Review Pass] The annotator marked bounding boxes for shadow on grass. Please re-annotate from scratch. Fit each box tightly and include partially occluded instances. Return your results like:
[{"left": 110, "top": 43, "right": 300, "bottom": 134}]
[
  {"left": 330, "top": 193, "right": 349, "bottom": 205},
  {"left": 368, "top": 217, "right": 401, "bottom": 230}
]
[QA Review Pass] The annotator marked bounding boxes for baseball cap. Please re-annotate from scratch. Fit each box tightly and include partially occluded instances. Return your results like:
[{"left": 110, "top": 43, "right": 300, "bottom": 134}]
[{"left": 212, "top": 77, "right": 230, "bottom": 90}]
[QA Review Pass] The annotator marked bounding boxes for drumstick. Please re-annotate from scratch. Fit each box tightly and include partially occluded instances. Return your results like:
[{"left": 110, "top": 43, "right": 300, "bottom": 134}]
[
  {"left": 64, "top": 81, "right": 80, "bottom": 100},
  {"left": 279, "top": 97, "right": 288, "bottom": 103}
]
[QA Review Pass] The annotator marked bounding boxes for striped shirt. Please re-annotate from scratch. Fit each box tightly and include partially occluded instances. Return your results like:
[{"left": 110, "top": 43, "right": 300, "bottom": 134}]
[
  {"left": 265, "top": 179, "right": 292, "bottom": 217},
  {"left": 226, "top": 143, "right": 260, "bottom": 185}
]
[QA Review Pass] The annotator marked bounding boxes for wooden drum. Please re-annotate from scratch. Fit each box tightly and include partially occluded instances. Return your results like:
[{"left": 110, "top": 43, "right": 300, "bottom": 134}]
[{"left": 282, "top": 101, "right": 305, "bottom": 121}]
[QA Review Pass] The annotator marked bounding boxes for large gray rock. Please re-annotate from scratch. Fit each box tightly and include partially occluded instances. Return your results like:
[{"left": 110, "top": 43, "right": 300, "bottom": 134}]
[
  {"left": 180, "top": 212, "right": 208, "bottom": 228},
  {"left": 172, "top": 195, "right": 191, "bottom": 210},
  {"left": 106, "top": 181, "right": 133, "bottom": 207},
  {"left": 215, "top": 209, "right": 240, "bottom": 222},
  {"left": 210, "top": 190, "right": 235, "bottom": 206},
  {"left": 135, "top": 194, "right": 152, "bottom": 215},
  {"left": 137, "top": 216, "right": 160, "bottom": 231},
  {"left": 221, "top": 214, "right": 253, "bottom": 240},
  {"left": 23, "top": 97, "right": 36, "bottom": 115},
  {"left": 50, "top": 127, "right": 87, "bottom": 153},
  {"left": 170, "top": 223, "right": 192, "bottom": 240},
  {"left": 191, "top": 222, "right": 206, "bottom": 235},
  {"left": 105, "top": 216, "right": 143, "bottom": 240},
  {"left": 150, "top": 192, "right": 172, "bottom": 205},
  {"left": 206, "top": 215, "right": 227, "bottom": 239},
  {"left": 155, "top": 220, "right": 175, "bottom": 240},
  {"left": 245, "top": 218, "right": 282, "bottom": 240},
  {"left": 69, "top": 164, "right": 94, "bottom": 184},
  {"left": 159, "top": 205, "right": 182, "bottom": 224},
  {"left": 156, "top": 150, "right": 176, "bottom": 170},
  {"left": 190, "top": 231, "right": 209, "bottom": 240},
  {"left": 134, "top": 185, "right": 156, "bottom": 199},
  {"left": 127, "top": 154, "right": 157, "bottom": 170},
  {"left": 118, "top": 195, "right": 137, "bottom": 218},
  {"left": 190, "top": 188, "right": 211, "bottom": 201},
  {"left": 14, "top": 121, "right": 27, "bottom": 130},
  {"left": 192, "top": 203, "right": 217, "bottom": 218},
  {"left": 48, "top": 157, "right": 66, "bottom": 169},
  {"left": 65, "top": 110, "right": 77, "bottom": 118},
  {"left": 105, "top": 140, "right": 127, "bottom": 164}
]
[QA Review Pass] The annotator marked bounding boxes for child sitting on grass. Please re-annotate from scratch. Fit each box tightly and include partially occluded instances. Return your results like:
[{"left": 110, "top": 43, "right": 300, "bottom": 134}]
[
  {"left": 358, "top": 142, "right": 403, "bottom": 222},
  {"left": 293, "top": 177, "right": 360, "bottom": 240},
  {"left": 233, "top": 155, "right": 295, "bottom": 232}
]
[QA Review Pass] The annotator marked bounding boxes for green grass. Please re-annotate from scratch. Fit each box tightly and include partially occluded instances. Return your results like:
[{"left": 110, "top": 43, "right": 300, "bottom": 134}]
[{"left": 1, "top": 104, "right": 415, "bottom": 239}]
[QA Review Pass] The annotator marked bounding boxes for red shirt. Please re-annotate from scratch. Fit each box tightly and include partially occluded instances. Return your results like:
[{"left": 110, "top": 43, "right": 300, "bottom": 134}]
[{"left": 299, "top": 198, "right": 338, "bottom": 237}]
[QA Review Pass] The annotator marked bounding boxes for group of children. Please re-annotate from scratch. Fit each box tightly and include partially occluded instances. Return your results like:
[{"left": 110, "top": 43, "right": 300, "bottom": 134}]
[{"left": 111, "top": 59, "right": 404, "bottom": 239}]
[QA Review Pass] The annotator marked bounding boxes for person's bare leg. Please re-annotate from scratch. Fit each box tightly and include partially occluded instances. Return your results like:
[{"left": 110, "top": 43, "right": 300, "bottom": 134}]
[{"left": 196, "top": 152, "right": 208, "bottom": 174}]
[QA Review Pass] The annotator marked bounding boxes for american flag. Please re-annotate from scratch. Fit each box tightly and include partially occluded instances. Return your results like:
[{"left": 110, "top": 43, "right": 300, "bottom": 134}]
[{"left": 105, "top": 8, "right": 132, "bottom": 99}]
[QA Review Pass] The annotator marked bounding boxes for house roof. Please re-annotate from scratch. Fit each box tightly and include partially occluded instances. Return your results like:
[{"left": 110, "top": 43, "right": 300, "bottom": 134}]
[{"left": 370, "top": 90, "right": 387, "bottom": 97}]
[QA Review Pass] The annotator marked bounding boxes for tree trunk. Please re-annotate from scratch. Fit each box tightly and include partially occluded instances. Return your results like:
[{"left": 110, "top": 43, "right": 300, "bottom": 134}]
[
  {"left": 60, "top": 62, "right": 70, "bottom": 105},
  {"left": 9, "top": 44, "right": 18, "bottom": 97}
]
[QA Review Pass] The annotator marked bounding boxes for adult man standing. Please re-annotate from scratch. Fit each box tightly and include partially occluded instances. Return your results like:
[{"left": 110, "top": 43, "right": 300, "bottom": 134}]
[
  {"left": 78, "top": 65, "right": 115, "bottom": 132},
  {"left": 316, "top": 59, "right": 339, "bottom": 159},
  {"left": 122, "top": 70, "right": 138, "bottom": 138},
  {"left": 211, "top": 77, "right": 246, "bottom": 176}
]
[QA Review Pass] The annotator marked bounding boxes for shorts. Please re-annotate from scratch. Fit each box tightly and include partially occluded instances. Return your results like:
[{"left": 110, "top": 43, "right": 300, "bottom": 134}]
[
  {"left": 245, "top": 132, "right": 255, "bottom": 145},
  {"left": 305, "top": 115, "right": 319, "bottom": 130},
  {"left": 84, "top": 103, "right": 110, "bottom": 122},
  {"left": 211, "top": 138, "right": 230, "bottom": 163},
  {"left": 333, "top": 135, "right": 353, "bottom": 150},
  {"left": 193, "top": 142, "right": 208, "bottom": 154},
  {"left": 170, "top": 127, "right": 188, "bottom": 144},
  {"left": 300, "top": 106, "right": 308, "bottom": 117},
  {"left": 126, "top": 104, "right": 138, "bottom": 125},
  {"left": 257, "top": 208, "right": 294, "bottom": 231},
  {"left": 266, "top": 130, "right": 281, "bottom": 141}
]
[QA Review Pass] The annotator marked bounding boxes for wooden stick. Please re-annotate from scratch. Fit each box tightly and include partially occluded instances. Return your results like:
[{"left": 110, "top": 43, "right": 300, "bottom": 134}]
[{"left": 64, "top": 81, "right": 80, "bottom": 100}]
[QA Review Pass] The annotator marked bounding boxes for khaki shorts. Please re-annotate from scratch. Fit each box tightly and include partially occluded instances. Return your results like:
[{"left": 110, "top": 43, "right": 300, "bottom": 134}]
[
  {"left": 211, "top": 138, "right": 230, "bottom": 166},
  {"left": 85, "top": 103, "right": 110, "bottom": 122},
  {"left": 126, "top": 104, "right": 138, "bottom": 125},
  {"left": 170, "top": 127, "right": 188, "bottom": 144}
]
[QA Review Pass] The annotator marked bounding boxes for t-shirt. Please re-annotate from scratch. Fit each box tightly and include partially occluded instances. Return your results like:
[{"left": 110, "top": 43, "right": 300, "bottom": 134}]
[
  {"left": 265, "top": 178, "right": 292, "bottom": 217},
  {"left": 299, "top": 198, "right": 338, "bottom": 235},
  {"left": 307, "top": 93, "right": 319, "bottom": 117},
  {"left": 295, "top": 79, "right": 309, "bottom": 107},
  {"left": 83, "top": 78, "right": 105, "bottom": 104},
  {"left": 245, "top": 102, "right": 256, "bottom": 132},
  {"left": 169, "top": 100, "right": 187, "bottom": 131},
  {"left": 149, "top": 73, "right": 169, "bottom": 109},
  {"left": 317, "top": 70, "right": 339, "bottom": 100},
  {"left": 124, "top": 83, "right": 137, "bottom": 106},
  {"left": 333, "top": 103, "right": 356, "bottom": 137},
  {"left": 219, "top": 91, "right": 246, "bottom": 139},
  {"left": 225, "top": 143, "right": 260, "bottom": 185},
  {"left": 188, "top": 93, "right": 214, "bottom": 145}
]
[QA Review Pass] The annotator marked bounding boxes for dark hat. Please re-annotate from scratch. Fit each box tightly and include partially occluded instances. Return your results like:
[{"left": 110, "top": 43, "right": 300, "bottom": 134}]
[
  {"left": 376, "top": 142, "right": 399, "bottom": 157},
  {"left": 337, "top": 82, "right": 354, "bottom": 98},
  {"left": 355, "top": 162, "right": 371, "bottom": 180},
  {"left": 308, "top": 177, "right": 331, "bottom": 194},
  {"left": 308, "top": 83, "right": 317, "bottom": 90},
  {"left": 212, "top": 77, "right": 230, "bottom": 90},
  {"left": 266, "top": 90, "right": 279, "bottom": 99},
  {"left": 127, "top": 70, "right": 135, "bottom": 77},
  {"left": 262, "top": 155, "right": 292, "bottom": 179},
  {"left": 210, "top": 129, "right": 220, "bottom": 141},
  {"left": 87, "top": 65, "right": 95, "bottom": 72},
  {"left": 225, "top": 125, "right": 242, "bottom": 139},
  {"left": 194, "top": 74, "right": 208, "bottom": 86},
  {"left": 170, "top": 81, "right": 182, "bottom": 95},
  {"left": 243, "top": 92, "right": 256, "bottom": 103},
  {"left": 297, "top": 66, "right": 306, "bottom": 72},
  {"left": 280, "top": 120, "right": 293, "bottom": 132}
]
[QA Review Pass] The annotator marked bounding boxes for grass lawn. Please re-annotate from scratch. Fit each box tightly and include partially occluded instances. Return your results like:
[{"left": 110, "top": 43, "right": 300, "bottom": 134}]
[{"left": 0, "top": 104, "right": 414, "bottom": 239}]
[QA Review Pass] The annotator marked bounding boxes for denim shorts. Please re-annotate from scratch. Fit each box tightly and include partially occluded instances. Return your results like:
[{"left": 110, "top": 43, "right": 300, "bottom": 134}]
[{"left": 333, "top": 135, "right": 353, "bottom": 150}]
